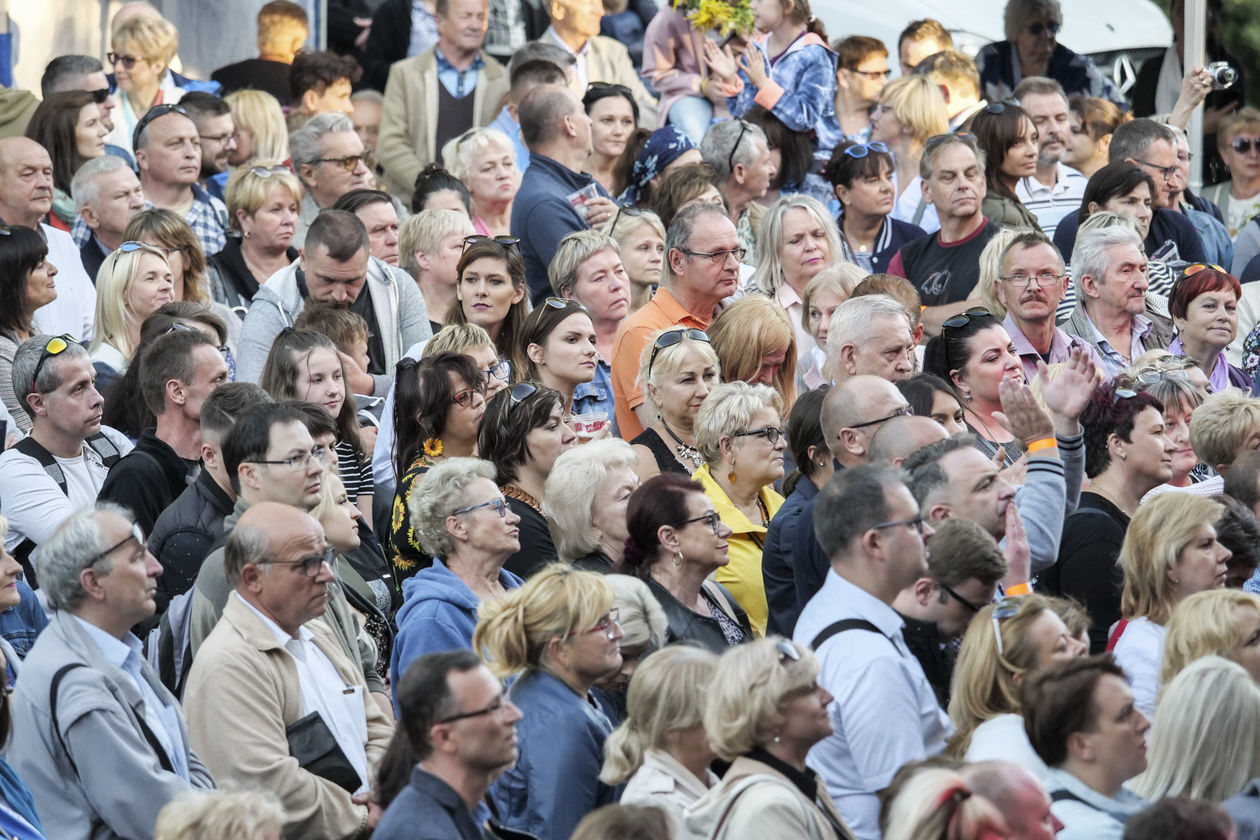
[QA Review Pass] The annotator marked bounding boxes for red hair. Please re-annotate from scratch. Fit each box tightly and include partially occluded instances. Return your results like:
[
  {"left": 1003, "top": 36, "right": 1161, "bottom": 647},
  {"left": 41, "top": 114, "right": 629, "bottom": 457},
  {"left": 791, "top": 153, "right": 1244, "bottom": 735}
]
[{"left": 1169, "top": 267, "right": 1241, "bottom": 320}]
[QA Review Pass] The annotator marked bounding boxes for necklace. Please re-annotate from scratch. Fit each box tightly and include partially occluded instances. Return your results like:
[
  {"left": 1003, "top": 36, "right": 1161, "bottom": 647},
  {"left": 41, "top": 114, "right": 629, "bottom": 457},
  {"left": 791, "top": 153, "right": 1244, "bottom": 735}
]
[
  {"left": 966, "top": 406, "right": 1003, "bottom": 441},
  {"left": 502, "top": 485, "right": 543, "bottom": 515},
  {"left": 659, "top": 414, "right": 704, "bottom": 470}
]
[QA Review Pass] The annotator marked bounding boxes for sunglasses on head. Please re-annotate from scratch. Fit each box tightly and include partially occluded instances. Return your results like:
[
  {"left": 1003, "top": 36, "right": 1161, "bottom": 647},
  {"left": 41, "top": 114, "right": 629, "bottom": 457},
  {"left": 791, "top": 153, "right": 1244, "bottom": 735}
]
[
  {"left": 728, "top": 120, "right": 751, "bottom": 173},
  {"left": 30, "top": 334, "right": 79, "bottom": 394},
  {"left": 842, "top": 141, "right": 891, "bottom": 159},
  {"left": 925, "top": 131, "right": 976, "bottom": 151},
  {"left": 542, "top": 296, "right": 587, "bottom": 313},
  {"left": 609, "top": 205, "right": 644, "bottom": 233},
  {"left": 983, "top": 99, "right": 1021, "bottom": 114},
  {"left": 132, "top": 103, "right": 189, "bottom": 151},
  {"left": 1181, "top": 263, "right": 1227, "bottom": 278},
  {"left": 505, "top": 381, "right": 539, "bottom": 413},
  {"left": 587, "top": 81, "right": 633, "bottom": 98},
  {"left": 462, "top": 234, "right": 520, "bottom": 253},
  {"left": 941, "top": 307, "right": 993, "bottom": 373},
  {"left": 250, "top": 164, "right": 292, "bottom": 179},
  {"left": 646, "top": 328, "right": 710, "bottom": 378}
]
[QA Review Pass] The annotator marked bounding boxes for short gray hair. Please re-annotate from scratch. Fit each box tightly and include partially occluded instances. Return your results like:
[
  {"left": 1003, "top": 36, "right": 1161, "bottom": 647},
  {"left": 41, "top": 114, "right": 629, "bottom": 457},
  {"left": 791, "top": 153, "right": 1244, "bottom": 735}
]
[
  {"left": 826, "top": 294, "right": 911, "bottom": 361},
  {"left": 693, "top": 381, "right": 783, "bottom": 464},
  {"left": 1109, "top": 118, "right": 1175, "bottom": 165},
  {"left": 350, "top": 89, "right": 383, "bottom": 106},
  {"left": 12, "top": 335, "right": 90, "bottom": 422},
  {"left": 700, "top": 119, "right": 766, "bottom": 181},
  {"left": 1071, "top": 217, "right": 1143, "bottom": 299},
  {"left": 549, "top": 229, "right": 620, "bottom": 298},
  {"left": 407, "top": 457, "right": 498, "bottom": 560},
  {"left": 542, "top": 439, "right": 639, "bottom": 561},
  {"left": 290, "top": 112, "right": 355, "bottom": 168},
  {"left": 507, "top": 41, "right": 576, "bottom": 77},
  {"left": 814, "top": 465, "right": 902, "bottom": 560},
  {"left": 223, "top": 518, "right": 273, "bottom": 586},
  {"left": 71, "top": 155, "right": 134, "bottom": 213},
  {"left": 37, "top": 502, "right": 135, "bottom": 611},
  {"left": 665, "top": 203, "right": 729, "bottom": 279},
  {"left": 751, "top": 195, "right": 844, "bottom": 296}
]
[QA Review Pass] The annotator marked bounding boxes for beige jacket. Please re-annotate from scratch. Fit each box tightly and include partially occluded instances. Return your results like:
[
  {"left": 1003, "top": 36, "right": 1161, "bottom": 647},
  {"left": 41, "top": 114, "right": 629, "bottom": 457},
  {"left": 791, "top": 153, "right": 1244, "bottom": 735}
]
[
  {"left": 184, "top": 594, "right": 395, "bottom": 839},
  {"left": 378, "top": 48, "right": 510, "bottom": 198},
  {"left": 684, "top": 755, "right": 856, "bottom": 840},
  {"left": 571, "top": 34, "right": 660, "bottom": 129}
]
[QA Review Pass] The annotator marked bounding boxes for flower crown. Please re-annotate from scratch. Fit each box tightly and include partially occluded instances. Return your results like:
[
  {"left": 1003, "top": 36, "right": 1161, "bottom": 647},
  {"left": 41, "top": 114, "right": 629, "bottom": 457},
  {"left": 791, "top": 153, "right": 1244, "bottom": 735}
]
[{"left": 672, "top": 0, "right": 754, "bottom": 37}]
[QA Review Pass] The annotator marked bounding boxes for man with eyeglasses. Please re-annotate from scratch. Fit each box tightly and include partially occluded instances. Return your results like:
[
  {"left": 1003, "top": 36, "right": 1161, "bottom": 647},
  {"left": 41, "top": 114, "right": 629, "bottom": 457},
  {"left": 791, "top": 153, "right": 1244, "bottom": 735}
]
[
  {"left": 1012, "top": 77, "right": 1087, "bottom": 237},
  {"left": 834, "top": 36, "right": 890, "bottom": 144},
  {"left": 8, "top": 504, "right": 215, "bottom": 840},
  {"left": 133, "top": 103, "right": 230, "bottom": 257},
  {"left": 291, "top": 113, "right": 373, "bottom": 242},
  {"left": 0, "top": 136, "right": 98, "bottom": 342},
  {"left": 377, "top": 0, "right": 510, "bottom": 199},
  {"left": 176, "top": 92, "right": 237, "bottom": 200},
  {"left": 793, "top": 464, "right": 951, "bottom": 840},
  {"left": 610, "top": 204, "right": 742, "bottom": 437},
  {"left": 71, "top": 155, "right": 148, "bottom": 282},
  {"left": 997, "top": 230, "right": 1103, "bottom": 382},
  {"left": 699, "top": 118, "right": 776, "bottom": 258},
  {"left": 97, "top": 331, "right": 228, "bottom": 538},
  {"left": 184, "top": 502, "right": 394, "bottom": 840},
  {"left": 376, "top": 649, "right": 523, "bottom": 840},
  {"left": 0, "top": 336, "right": 132, "bottom": 572}
]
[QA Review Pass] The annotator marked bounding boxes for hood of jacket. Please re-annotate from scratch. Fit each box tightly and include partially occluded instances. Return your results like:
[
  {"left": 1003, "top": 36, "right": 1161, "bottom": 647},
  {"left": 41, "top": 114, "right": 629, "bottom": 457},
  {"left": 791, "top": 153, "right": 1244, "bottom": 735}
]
[
  {"left": 395, "top": 558, "right": 517, "bottom": 626},
  {"left": 251, "top": 254, "right": 403, "bottom": 329}
]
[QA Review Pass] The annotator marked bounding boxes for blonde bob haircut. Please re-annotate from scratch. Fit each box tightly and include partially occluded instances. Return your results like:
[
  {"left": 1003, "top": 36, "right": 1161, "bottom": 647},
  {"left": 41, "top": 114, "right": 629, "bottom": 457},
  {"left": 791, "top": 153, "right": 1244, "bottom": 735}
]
[
  {"left": 310, "top": 464, "right": 345, "bottom": 522},
  {"left": 601, "top": 644, "right": 719, "bottom": 784},
  {"left": 224, "top": 159, "right": 302, "bottom": 233},
  {"left": 751, "top": 195, "right": 843, "bottom": 296},
  {"left": 407, "top": 457, "right": 498, "bottom": 560},
  {"left": 1004, "top": 0, "right": 1062, "bottom": 42},
  {"left": 153, "top": 789, "right": 286, "bottom": 840},
  {"left": 92, "top": 242, "right": 169, "bottom": 360},
  {"left": 603, "top": 206, "right": 666, "bottom": 247},
  {"left": 1130, "top": 656, "right": 1260, "bottom": 802},
  {"left": 1161, "top": 588, "right": 1260, "bottom": 686},
  {"left": 707, "top": 296, "right": 797, "bottom": 412},
  {"left": 123, "top": 209, "right": 209, "bottom": 304},
  {"left": 441, "top": 127, "right": 517, "bottom": 183},
  {"left": 705, "top": 637, "right": 819, "bottom": 761},
  {"left": 421, "top": 322, "right": 495, "bottom": 358},
  {"left": 637, "top": 326, "right": 721, "bottom": 411},
  {"left": 946, "top": 593, "right": 1061, "bottom": 757},
  {"left": 549, "top": 229, "right": 621, "bottom": 298},
  {"left": 800, "top": 263, "right": 865, "bottom": 333},
  {"left": 542, "top": 439, "right": 639, "bottom": 562},
  {"left": 1190, "top": 389, "right": 1260, "bottom": 471},
  {"left": 472, "top": 564, "right": 615, "bottom": 678},
  {"left": 1119, "top": 493, "right": 1224, "bottom": 625},
  {"left": 693, "top": 381, "right": 784, "bottom": 465},
  {"left": 224, "top": 89, "right": 290, "bottom": 163},
  {"left": 879, "top": 76, "right": 950, "bottom": 146},
  {"left": 399, "top": 209, "right": 475, "bottom": 279},
  {"left": 112, "top": 13, "right": 179, "bottom": 70}
]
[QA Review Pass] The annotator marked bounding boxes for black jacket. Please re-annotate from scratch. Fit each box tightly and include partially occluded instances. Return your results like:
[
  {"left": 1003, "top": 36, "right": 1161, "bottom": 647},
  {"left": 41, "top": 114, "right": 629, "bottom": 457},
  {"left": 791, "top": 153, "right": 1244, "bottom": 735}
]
[
  {"left": 374, "top": 766, "right": 485, "bottom": 840},
  {"left": 646, "top": 577, "right": 752, "bottom": 654},
  {"left": 360, "top": 0, "right": 413, "bottom": 92},
  {"left": 98, "top": 428, "right": 197, "bottom": 535},
  {"left": 149, "top": 468, "right": 234, "bottom": 616},
  {"left": 897, "top": 612, "right": 955, "bottom": 711},
  {"left": 210, "top": 59, "right": 293, "bottom": 105},
  {"left": 80, "top": 235, "right": 109, "bottom": 283}
]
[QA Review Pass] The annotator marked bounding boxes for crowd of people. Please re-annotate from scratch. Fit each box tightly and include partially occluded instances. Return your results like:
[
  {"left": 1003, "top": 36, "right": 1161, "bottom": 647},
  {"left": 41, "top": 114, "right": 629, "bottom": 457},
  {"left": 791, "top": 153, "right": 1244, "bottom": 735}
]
[{"left": 2, "top": 0, "right": 1260, "bottom": 837}]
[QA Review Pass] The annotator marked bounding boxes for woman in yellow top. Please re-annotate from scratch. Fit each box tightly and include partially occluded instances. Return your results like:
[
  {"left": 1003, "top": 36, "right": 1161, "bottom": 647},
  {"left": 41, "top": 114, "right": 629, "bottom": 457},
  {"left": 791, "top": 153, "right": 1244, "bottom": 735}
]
[{"left": 691, "top": 382, "right": 786, "bottom": 636}]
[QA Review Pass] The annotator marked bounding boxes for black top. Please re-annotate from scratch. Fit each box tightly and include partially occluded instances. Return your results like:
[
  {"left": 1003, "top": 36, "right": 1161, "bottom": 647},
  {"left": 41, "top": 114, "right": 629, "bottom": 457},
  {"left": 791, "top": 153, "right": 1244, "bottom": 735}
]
[
  {"left": 97, "top": 428, "right": 198, "bottom": 534},
  {"left": 359, "top": 0, "right": 413, "bottom": 92},
  {"left": 435, "top": 81, "right": 478, "bottom": 169},
  {"left": 501, "top": 496, "right": 557, "bottom": 579},
  {"left": 630, "top": 427, "right": 692, "bottom": 476},
  {"left": 896, "top": 220, "right": 999, "bottom": 306},
  {"left": 80, "top": 235, "right": 109, "bottom": 283},
  {"left": 296, "top": 268, "right": 386, "bottom": 373},
  {"left": 790, "top": 495, "right": 835, "bottom": 618},
  {"left": 897, "top": 611, "right": 955, "bottom": 710},
  {"left": 645, "top": 576, "right": 752, "bottom": 654},
  {"left": 373, "top": 765, "right": 485, "bottom": 840},
  {"left": 1054, "top": 207, "right": 1207, "bottom": 266},
  {"left": 210, "top": 58, "right": 294, "bottom": 105},
  {"left": 149, "top": 468, "right": 234, "bottom": 615},
  {"left": 1039, "top": 492, "right": 1130, "bottom": 653},
  {"left": 572, "top": 550, "right": 615, "bottom": 573},
  {"left": 208, "top": 238, "right": 299, "bottom": 316}
]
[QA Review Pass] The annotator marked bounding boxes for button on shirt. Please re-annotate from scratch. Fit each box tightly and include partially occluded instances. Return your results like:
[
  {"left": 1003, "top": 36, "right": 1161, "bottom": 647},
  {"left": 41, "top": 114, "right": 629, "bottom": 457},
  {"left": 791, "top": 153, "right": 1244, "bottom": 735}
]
[
  {"left": 1016, "top": 166, "right": 1087, "bottom": 237},
  {"left": 435, "top": 47, "right": 484, "bottom": 99},
  {"left": 72, "top": 616, "right": 189, "bottom": 781},
  {"left": 793, "top": 571, "right": 952, "bottom": 840},
  {"left": 1081, "top": 310, "right": 1154, "bottom": 379},
  {"left": 235, "top": 593, "right": 371, "bottom": 793}
]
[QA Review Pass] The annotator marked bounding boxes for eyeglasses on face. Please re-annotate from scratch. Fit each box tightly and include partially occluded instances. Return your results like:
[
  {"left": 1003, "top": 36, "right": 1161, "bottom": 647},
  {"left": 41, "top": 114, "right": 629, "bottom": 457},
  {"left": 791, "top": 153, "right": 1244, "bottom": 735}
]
[
  {"left": 30, "top": 333, "right": 78, "bottom": 394},
  {"left": 316, "top": 154, "right": 364, "bottom": 171},
  {"left": 1232, "top": 137, "right": 1260, "bottom": 155},
  {"left": 268, "top": 547, "right": 336, "bottom": 578},
  {"left": 483, "top": 359, "right": 511, "bottom": 382},
  {"left": 462, "top": 234, "right": 520, "bottom": 253},
  {"left": 1000, "top": 271, "right": 1064, "bottom": 289},
  {"left": 842, "top": 141, "right": 891, "bottom": 159},
  {"left": 991, "top": 596, "right": 1022, "bottom": 656},
  {"left": 1135, "top": 158, "right": 1178, "bottom": 180},
  {"left": 86, "top": 521, "right": 146, "bottom": 567},
  {"left": 246, "top": 446, "right": 328, "bottom": 469},
  {"left": 107, "top": 51, "right": 144, "bottom": 69},
  {"left": 250, "top": 164, "right": 292, "bottom": 179},
  {"left": 733, "top": 425, "right": 785, "bottom": 445},
  {"left": 452, "top": 497, "right": 509, "bottom": 518},
  {"left": 938, "top": 580, "right": 985, "bottom": 613},
  {"left": 683, "top": 509, "right": 723, "bottom": 535},
  {"left": 567, "top": 608, "right": 620, "bottom": 638},
  {"left": 849, "top": 405, "right": 913, "bottom": 430},
  {"left": 1025, "top": 20, "right": 1061, "bottom": 36},
  {"left": 727, "top": 120, "right": 751, "bottom": 173},
  {"left": 678, "top": 246, "right": 746, "bottom": 264},
  {"left": 848, "top": 67, "right": 891, "bottom": 80},
  {"left": 870, "top": 514, "right": 927, "bottom": 533},
  {"left": 646, "top": 327, "right": 710, "bottom": 378},
  {"left": 451, "top": 383, "right": 487, "bottom": 409},
  {"left": 436, "top": 693, "right": 512, "bottom": 725},
  {"left": 200, "top": 132, "right": 237, "bottom": 147},
  {"left": 87, "top": 87, "right": 111, "bottom": 104}
]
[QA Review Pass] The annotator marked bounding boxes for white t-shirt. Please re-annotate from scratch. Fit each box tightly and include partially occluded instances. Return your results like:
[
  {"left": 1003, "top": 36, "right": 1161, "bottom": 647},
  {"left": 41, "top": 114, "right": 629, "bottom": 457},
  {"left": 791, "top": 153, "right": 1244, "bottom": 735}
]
[
  {"left": 0, "top": 426, "right": 133, "bottom": 554},
  {"left": 33, "top": 224, "right": 97, "bottom": 343},
  {"left": 964, "top": 712, "right": 1050, "bottom": 780}
]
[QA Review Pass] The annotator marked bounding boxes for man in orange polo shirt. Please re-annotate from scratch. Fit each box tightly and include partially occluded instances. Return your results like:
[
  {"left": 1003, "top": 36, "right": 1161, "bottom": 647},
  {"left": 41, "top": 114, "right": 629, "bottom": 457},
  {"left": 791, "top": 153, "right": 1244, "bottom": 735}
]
[{"left": 610, "top": 204, "right": 744, "bottom": 437}]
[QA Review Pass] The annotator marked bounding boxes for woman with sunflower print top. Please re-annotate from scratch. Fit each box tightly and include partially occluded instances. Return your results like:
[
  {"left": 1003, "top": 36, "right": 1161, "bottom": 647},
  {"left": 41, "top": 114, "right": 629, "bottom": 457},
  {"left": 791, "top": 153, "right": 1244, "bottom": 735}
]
[{"left": 388, "top": 352, "right": 489, "bottom": 583}]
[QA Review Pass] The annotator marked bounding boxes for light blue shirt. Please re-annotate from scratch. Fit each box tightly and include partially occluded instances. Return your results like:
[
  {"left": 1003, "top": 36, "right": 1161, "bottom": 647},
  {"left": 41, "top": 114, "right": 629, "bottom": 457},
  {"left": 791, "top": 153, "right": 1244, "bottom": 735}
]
[
  {"left": 71, "top": 616, "right": 189, "bottom": 781},
  {"left": 435, "top": 47, "right": 483, "bottom": 99},
  {"left": 491, "top": 105, "right": 531, "bottom": 174},
  {"left": 1081, "top": 310, "right": 1154, "bottom": 379}
]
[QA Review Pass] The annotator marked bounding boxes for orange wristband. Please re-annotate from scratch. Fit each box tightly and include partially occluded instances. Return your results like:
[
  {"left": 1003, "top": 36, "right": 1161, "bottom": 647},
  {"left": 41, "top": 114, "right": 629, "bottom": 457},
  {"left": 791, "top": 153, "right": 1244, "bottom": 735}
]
[
  {"left": 1026, "top": 437, "right": 1057, "bottom": 454},
  {"left": 1006, "top": 582, "right": 1032, "bottom": 596}
]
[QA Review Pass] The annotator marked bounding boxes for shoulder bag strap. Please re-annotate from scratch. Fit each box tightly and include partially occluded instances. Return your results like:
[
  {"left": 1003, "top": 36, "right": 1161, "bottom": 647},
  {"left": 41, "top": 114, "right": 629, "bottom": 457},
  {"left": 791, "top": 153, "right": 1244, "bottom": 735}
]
[
  {"left": 810, "top": 619, "right": 885, "bottom": 652},
  {"left": 49, "top": 662, "right": 88, "bottom": 777}
]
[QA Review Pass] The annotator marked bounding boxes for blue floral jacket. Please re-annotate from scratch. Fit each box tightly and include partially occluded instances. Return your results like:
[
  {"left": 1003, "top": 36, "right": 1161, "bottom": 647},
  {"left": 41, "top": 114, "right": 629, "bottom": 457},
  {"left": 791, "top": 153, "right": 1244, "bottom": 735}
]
[{"left": 727, "top": 32, "right": 843, "bottom": 158}]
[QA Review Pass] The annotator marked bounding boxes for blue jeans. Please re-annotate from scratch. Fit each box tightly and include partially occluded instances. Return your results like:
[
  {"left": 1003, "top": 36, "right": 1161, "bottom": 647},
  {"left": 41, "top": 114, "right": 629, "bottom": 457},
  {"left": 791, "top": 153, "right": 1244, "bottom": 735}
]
[{"left": 668, "top": 96, "right": 714, "bottom": 145}]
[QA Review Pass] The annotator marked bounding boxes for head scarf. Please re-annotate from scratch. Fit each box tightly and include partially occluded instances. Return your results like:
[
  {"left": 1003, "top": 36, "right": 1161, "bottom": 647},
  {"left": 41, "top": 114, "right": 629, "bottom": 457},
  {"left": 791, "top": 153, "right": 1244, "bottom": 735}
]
[{"left": 620, "top": 126, "right": 698, "bottom": 205}]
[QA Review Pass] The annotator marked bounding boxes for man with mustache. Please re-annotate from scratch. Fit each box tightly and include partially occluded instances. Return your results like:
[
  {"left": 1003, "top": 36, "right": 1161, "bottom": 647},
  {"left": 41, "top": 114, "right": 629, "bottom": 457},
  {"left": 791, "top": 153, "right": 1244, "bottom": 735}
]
[
  {"left": 996, "top": 230, "right": 1103, "bottom": 382},
  {"left": 1013, "top": 77, "right": 1087, "bottom": 237}
]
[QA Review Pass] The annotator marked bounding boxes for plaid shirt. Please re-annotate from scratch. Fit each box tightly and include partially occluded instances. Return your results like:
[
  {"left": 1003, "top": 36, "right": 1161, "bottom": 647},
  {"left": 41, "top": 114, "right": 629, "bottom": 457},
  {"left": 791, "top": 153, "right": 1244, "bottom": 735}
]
[
  {"left": 71, "top": 215, "right": 91, "bottom": 247},
  {"left": 180, "top": 183, "right": 229, "bottom": 256}
]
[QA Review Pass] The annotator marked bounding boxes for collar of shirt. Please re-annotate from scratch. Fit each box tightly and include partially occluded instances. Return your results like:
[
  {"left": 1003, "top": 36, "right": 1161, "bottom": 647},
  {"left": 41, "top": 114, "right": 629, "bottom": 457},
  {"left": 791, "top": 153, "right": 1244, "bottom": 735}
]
[
  {"left": 1169, "top": 336, "right": 1232, "bottom": 392},
  {"left": 822, "top": 569, "right": 906, "bottom": 641},
  {"left": 233, "top": 590, "right": 315, "bottom": 646},
  {"left": 775, "top": 281, "right": 803, "bottom": 311},
  {"left": 1017, "top": 166, "right": 1086, "bottom": 199},
  {"left": 1082, "top": 309, "right": 1152, "bottom": 367},
  {"left": 545, "top": 26, "right": 590, "bottom": 88},
  {"left": 746, "top": 746, "right": 820, "bottom": 800},
  {"left": 72, "top": 615, "right": 145, "bottom": 673},
  {"left": 434, "top": 46, "right": 486, "bottom": 99},
  {"left": 648, "top": 286, "right": 712, "bottom": 327},
  {"left": 1002, "top": 310, "right": 1072, "bottom": 360}
]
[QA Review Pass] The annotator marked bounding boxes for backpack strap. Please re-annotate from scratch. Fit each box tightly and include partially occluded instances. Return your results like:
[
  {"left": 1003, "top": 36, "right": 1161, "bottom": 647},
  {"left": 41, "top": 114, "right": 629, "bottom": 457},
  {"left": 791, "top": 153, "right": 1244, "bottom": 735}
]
[
  {"left": 85, "top": 432, "right": 122, "bottom": 469},
  {"left": 811, "top": 619, "right": 884, "bottom": 652},
  {"left": 12, "top": 436, "right": 66, "bottom": 495}
]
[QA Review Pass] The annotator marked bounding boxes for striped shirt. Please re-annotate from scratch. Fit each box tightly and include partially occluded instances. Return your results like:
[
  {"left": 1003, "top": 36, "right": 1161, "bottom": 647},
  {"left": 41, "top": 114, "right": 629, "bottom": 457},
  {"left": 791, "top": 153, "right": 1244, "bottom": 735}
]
[
  {"left": 335, "top": 439, "right": 374, "bottom": 505},
  {"left": 1016, "top": 166, "right": 1088, "bottom": 237}
]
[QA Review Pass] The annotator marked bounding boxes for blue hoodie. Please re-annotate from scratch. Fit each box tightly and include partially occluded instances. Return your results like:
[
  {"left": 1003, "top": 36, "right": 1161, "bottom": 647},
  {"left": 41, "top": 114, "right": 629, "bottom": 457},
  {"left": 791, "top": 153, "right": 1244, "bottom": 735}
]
[{"left": 390, "top": 559, "right": 523, "bottom": 712}]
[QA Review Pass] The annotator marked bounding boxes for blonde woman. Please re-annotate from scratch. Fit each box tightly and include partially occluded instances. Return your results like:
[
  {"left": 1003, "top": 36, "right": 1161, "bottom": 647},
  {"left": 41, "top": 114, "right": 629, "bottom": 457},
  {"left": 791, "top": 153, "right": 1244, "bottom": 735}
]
[
  {"left": 707, "top": 296, "right": 798, "bottom": 415},
  {"left": 543, "top": 439, "right": 640, "bottom": 571},
  {"left": 1112, "top": 492, "right": 1230, "bottom": 716},
  {"left": 948, "top": 594, "right": 1087, "bottom": 778},
  {"left": 154, "top": 789, "right": 286, "bottom": 840},
  {"left": 474, "top": 565, "right": 623, "bottom": 840},
  {"left": 602, "top": 645, "right": 719, "bottom": 839},
  {"left": 604, "top": 208, "right": 666, "bottom": 313},
  {"left": 592, "top": 575, "right": 669, "bottom": 722},
  {"left": 208, "top": 160, "right": 301, "bottom": 315},
  {"left": 883, "top": 768, "right": 1008, "bottom": 840},
  {"left": 630, "top": 327, "right": 721, "bottom": 481},
  {"left": 1162, "top": 588, "right": 1260, "bottom": 685},
  {"left": 91, "top": 241, "right": 174, "bottom": 382},
  {"left": 105, "top": 13, "right": 183, "bottom": 156},
  {"left": 223, "top": 89, "right": 290, "bottom": 166},
  {"left": 441, "top": 127, "right": 519, "bottom": 237},
  {"left": 692, "top": 382, "right": 786, "bottom": 636},
  {"left": 870, "top": 76, "right": 949, "bottom": 232},
  {"left": 798, "top": 263, "right": 864, "bottom": 390},
  {"left": 684, "top": 637, "right": 853, "bottom": 839},
  {"left": 1131, "top": 656, "right": 1260, "bottom": 803}
]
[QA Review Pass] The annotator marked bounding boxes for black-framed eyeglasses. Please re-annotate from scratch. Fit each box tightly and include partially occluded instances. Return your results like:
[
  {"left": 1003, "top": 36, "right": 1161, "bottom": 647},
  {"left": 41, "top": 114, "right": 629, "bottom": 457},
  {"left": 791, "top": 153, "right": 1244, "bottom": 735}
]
[
  {"left": 870, "top": 514, "right": 926, "bottom": 532},
  {"left": 992, "top": 596, "right": 1022, "bottom": 656},
  {"left": 683, "top": 509, "right": 723, "bottom": 535},
  {"left": 315, "top": 154, "right": 364, "bottom": 171},
  {"left": 436, "top": 693, "right": 511, "bottom": 725},
  {"left": 451, "top": 383, "right": 487, "bottom": 408},
  {"left": 567, "top": 608, "right": 620, "bottom": 638},
  {"left": 200, "top": 132, "right": 237, "bottom": 147},
  {"left": 87, "top": 87, "right": 110, "bottom": 104},
  {"left": 734, "top": 425, "right": 785, "bottom": 445},
  {"left": 462, "top": 234, "right": 520, "bottom": 253},
  {"left": 609, "top": 204, "right": 643, "bottom": 233},
  {"left": 848, "top": 67, "right": 891, "bottom": 80},
  {"left": 1134, "top": 158, "right": 1178, "bottom": 180},
  {"left": 938, "top": 580, "right": 984, "bottom": 613},
  {"left": 246, "top": 446, "right": 328, "bottom": 469},
  {"left": 842, "top": 141, "right": 890, "bottom": 159},
  {"left": 727, "top": 120, "right": 750, "bottom": 173},
  {"left": 1233, "top": 137, "right": 1260, "bottom": 155},
  {"left": 849, "top": 405, "right": 912, "bottom": 430},
  {"left": 776, "top": 638, "right": 801, "bottom": 664},
  {"left": 483, "top": 359, "right": 511, "bottom": 383},
  {"left": 925, "top": 131, "right": 975, "bottom": 151},
  {"left": 30, "top": 334, "right": 78, "bottom": 395},
  {"left": 250, "top": 164, "right": 292, "bottom": 179},
  {"left": 132, "top": 103, "right": 189, "bottom": 150},
  {"left": 1000, "top": 271, "right": 1064, "bottom": 289},
  {"left": 452, "top": 497, "right": 509, "bottom": 518},
  {"left": 86, "top": 521, "right": 146, "bottom": 567},
  {"left": 268, "top": 547, "right": 336, "bottom": 578},
  {"left": 1026, "top": 20, "right": 1061, "bottom": 35},
  {"left": 678, "top": 246, "right": 746, "bottom": 264},
  {"left": 107, "top": 51, "right": 143, "bottom": 69},
  {"left": 646, "top": 327, "right": 710, "bottom": 378}
]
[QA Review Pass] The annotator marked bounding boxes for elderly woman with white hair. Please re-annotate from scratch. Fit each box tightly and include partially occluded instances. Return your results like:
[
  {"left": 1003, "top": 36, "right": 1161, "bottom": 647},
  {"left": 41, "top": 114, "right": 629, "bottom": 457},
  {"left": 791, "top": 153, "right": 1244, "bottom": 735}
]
[
  {"left": 683, "top": 638, "right": 854, "bottom": 839},
  {"left": 441, "top": 127, "right": 520, "bottom": 237},
  {"left": 388, "top": 457, "right": 524, "bottom": 704},
  {"left": 692, "top": 382, "right": 786, "bottom": 637},
  {"left": 543, "top": 439, "right": 640, "bottom": 572}
]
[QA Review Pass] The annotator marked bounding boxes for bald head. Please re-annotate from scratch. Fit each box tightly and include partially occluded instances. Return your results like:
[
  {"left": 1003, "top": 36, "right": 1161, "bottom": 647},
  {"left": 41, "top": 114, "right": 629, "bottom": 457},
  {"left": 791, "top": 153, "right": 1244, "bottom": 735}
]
[
  {"left": 869, "top": 415, "right": 950, "bottom": 466},
  {"left": 518, "top": 85, "right": 584, "bottom": 152},
  {"left": 822, "top": 375, "right": 911, "bottom": 466},
  {"left": 960, "top": 762, "right": 1062, "bottom": 840},
  {"left": 0, "top": 137, "right": 54, "bottom": 227}
]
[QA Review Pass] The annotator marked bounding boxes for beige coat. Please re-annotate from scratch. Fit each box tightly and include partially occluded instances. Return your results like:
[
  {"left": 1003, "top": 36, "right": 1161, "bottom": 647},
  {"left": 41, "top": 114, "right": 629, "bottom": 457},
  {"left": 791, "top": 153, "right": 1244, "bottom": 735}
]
[
  {"left": 572, "top": 35, "right": 660, "bottom": 129},
  {"left": 684, "top": 755, "right": 856, "bottom": 840},
  {"left": 184, "top": 594, "right": 395, "bottom": 840},
  {"left": 378, "top": 49, "right": 510, "bottom": 198}
]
